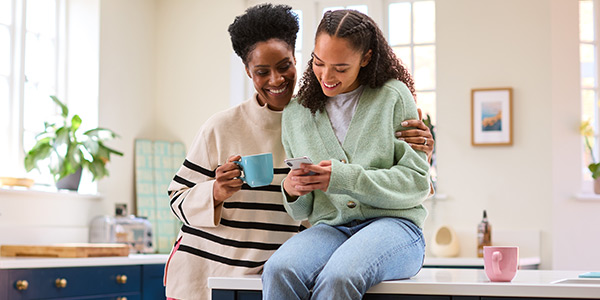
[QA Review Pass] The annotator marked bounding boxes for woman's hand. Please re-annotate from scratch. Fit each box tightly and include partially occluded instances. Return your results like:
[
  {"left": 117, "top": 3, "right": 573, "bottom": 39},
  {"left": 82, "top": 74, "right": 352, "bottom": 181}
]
[
  {"left": 283, "top": 160, "right": 332, "bottom": 197},
  {"left": 396, "top": 108, "right": 435, "bottom": 163},
  {"left": 213, "top": 155, "right": 244, "bottom": 206}
]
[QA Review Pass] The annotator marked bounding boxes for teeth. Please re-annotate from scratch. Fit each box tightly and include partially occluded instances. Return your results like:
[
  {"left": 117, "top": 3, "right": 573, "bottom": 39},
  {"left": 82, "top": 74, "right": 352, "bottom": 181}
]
[
  {"left": 270, "top": 86, "right": 287, "bottom": 94},
  {"left": 324, "top": 82, "right": 339, "bottom": 88}
]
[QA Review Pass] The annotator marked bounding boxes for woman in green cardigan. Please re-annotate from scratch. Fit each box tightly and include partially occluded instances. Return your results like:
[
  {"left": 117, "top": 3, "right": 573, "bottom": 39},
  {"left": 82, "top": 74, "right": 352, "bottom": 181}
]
[{"left": 262, "top": 9, "right": 430, "bottom": 300}]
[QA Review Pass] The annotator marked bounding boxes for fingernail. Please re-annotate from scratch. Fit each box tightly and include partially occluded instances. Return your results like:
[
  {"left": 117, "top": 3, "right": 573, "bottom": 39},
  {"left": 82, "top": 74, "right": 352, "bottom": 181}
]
[
  {"left": 396, "top": 132, "right": 402, "bottom": 137},
  {"left": 401, "top": 121, "right": 408, "bottom": 126},
  {"left": 399, "top": 138, "right": 405, "bottom": 141}
]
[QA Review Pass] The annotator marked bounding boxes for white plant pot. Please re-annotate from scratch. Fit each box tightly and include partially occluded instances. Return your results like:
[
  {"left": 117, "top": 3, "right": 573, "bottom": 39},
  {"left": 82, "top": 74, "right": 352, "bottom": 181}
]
[{"left": 430, "top": 225, "right": 460, "bottom": 257}]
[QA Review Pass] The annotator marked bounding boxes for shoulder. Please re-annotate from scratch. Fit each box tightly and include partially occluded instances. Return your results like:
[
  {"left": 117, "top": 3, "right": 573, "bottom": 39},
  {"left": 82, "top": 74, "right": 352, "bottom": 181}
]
[
  {"left": 283, "top": 97, "right": 304, "bottom": 114},
  {"left": 364, "top": 80, "right": 415, "bottom": 107},
  {"left": 282, "top": 97, "right": 310, "bottom": 121},
  {"left": 365, "top": 80, "right": 418, "bottom": 120},
  {"left": 202, "top": 100, "right": 248, "bottom": 130},
  {"left": 379, "top": 79, "right": 413, "bottom": 99}
]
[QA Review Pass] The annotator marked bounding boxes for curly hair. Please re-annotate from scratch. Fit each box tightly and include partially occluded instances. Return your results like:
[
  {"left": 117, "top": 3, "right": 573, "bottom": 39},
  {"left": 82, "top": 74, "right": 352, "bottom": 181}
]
[
  {"left": 296, "top": 9, "right": 416, "bottom": 114},
  {"left": 228, "top": 4, "right": 299, "bottom": 65}
]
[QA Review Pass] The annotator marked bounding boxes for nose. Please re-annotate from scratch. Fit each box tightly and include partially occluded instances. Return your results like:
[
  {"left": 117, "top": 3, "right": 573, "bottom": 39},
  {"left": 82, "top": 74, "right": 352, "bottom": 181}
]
[
  {"left": 269, "top": 72, "right": 285, "bottom": 86},
  {"left": 322, "top": 67, "right": 335, "bottom": 82}
]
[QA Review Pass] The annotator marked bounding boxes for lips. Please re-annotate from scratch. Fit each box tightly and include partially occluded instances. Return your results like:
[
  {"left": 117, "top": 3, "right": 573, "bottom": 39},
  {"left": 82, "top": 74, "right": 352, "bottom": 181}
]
[
  {"left": 323, "top": 82, "right": 340, "bottom": 89},
  {"left": 267, "top": 84, "right": 288, "bottom": 95}
]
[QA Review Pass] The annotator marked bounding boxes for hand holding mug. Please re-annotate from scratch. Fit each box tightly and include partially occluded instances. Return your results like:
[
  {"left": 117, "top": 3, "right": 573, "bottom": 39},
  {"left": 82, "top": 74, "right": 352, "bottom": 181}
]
[
  {"left": 233, "top": 153, "right": 274, "bottom": 188},
  {"left": 213, "top": 155, "right": 244, "bottom": 205}
]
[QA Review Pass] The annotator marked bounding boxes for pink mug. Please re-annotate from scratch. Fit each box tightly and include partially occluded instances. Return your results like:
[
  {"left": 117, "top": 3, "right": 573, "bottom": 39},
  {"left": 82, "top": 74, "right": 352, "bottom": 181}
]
[{"left": 483, "top": 246, "right": 519, "bottom": 282}]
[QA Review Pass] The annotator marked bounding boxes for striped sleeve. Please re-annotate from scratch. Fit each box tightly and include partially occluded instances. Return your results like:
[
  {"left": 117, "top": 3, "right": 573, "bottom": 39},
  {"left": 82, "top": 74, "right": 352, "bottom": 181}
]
[{"left": 167, "top": 129, "right": 223, "bottom": 228}]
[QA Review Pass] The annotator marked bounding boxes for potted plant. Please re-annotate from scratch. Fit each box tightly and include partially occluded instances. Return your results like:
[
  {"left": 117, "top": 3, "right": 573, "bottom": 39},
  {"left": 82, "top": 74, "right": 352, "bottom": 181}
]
[
  {"left": 581, "top": 119, "right": 600, "bottom": 193},
  {"left": 24, "top": 95, "right": 123, "bottom": 190}
]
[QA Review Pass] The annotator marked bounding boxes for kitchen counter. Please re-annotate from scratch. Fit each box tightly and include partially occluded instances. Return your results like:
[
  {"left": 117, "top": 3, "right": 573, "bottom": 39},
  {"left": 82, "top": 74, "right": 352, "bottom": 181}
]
[
  {"left": 0, "top": 253, "right": 168, "bottom": 269},
  {"left": 208, "top": 268, "right": 600, "bottom": 299},
  {"left": 423, "top": 256, "right": 540, "bottom": 269}
]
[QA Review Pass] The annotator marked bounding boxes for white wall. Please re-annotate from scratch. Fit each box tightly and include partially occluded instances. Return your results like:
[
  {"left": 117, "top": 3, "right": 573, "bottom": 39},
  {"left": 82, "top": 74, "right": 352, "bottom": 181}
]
[
  {"left": 2, "top": 0, "right": 599, "bottom": 270},
  {"left": 431, "top": 0, "right": 600, "bottom": 270},
  {"left": 432, "top": 0, "right": 553, "bottom": 268},
  {"left": 154, "top": 0, "right": 246, "bottom": 144},
  {"left": 97, "top": 0, "right": 158, "bottom": 216}
]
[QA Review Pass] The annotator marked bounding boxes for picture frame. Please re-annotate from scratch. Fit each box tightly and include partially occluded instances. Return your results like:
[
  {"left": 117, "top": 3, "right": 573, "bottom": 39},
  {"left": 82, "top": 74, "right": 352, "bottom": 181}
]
[{"left": 471, "top": 87, "right": 513, "bottom": 146}]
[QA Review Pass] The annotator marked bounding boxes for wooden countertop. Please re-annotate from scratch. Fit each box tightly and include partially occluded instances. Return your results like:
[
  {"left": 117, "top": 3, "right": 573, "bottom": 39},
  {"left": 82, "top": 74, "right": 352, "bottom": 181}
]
[{"left": 0, "top": 254, "right": 168, "bottom": 269}]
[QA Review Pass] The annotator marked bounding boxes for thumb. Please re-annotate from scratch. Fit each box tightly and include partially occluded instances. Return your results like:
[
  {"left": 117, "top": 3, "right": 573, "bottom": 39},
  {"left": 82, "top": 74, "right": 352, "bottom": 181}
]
[
  {"left": 319, "top": 160, "right": 332, "bottom": 166},
  {"left": 417, "top": 107, "right": 423, "bottom": 120},
  {"left": 227, "top": 155, "right": 242, "bottom": 162}
]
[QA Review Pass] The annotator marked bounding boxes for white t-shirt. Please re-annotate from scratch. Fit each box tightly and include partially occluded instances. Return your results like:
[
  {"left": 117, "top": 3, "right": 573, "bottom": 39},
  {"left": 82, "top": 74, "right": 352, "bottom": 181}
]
[{"left": 325, "top": 85, "right": 365, "bottom": 144}]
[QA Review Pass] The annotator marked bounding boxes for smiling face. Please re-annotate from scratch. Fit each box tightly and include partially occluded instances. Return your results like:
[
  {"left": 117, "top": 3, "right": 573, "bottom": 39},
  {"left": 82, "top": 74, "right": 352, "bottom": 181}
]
[
  {"left": 312, "top": 33, "right": 372, "bottom": 97},
  {"left": 245, "top": 39, "right": 297, "bottom": 111}
]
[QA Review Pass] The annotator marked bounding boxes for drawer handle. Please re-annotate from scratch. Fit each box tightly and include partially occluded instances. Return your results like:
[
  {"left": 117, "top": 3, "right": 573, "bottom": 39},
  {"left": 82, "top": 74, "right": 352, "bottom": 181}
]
[
  {"left": 16, "top": 280, "right": 29, "bottom": 291},
  {"left": 116, "top": 274, "right": 128, "bottom": 284},
  {"left": 55, "top": 278, "right": 67, "bottom": 288}
]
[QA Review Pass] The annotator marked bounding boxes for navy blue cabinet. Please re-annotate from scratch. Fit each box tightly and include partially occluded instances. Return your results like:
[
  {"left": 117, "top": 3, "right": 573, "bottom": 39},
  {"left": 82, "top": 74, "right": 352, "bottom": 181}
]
[{"left": 0, "top": 263, "right": 165, "bottom": 300}]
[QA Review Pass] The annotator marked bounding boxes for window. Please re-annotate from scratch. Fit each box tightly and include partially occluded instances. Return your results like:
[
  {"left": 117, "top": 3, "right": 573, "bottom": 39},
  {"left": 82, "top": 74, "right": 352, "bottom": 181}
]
[
  {"left": 580, "top": 0, "right": 598, "bottom": 188},
  {"left": 388, "top": 1, "right": 436, "bottom": 121},
  {"left": 1, "top": 0, "right": 64, "bottom": 185},
  {"left": 1, "top": 0, "right": 98, "bottom": 192},
  {"left": 293, "top": 9, "right": 303, "bottom": 93},
  {"left": 387, "top": 0, "right": 436, "bottom": 177}
]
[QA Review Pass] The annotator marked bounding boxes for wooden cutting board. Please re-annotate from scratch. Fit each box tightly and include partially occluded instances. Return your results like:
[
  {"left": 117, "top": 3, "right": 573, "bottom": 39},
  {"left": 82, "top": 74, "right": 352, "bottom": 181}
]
[{"left": 0, "top": 243, "right": 130, "bottom": 258}]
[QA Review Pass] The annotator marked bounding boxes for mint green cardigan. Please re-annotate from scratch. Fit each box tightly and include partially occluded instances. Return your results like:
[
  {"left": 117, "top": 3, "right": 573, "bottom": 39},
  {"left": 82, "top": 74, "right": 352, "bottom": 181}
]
[{"left": 281, "top": 80, "right": 430, "bottom": 228}]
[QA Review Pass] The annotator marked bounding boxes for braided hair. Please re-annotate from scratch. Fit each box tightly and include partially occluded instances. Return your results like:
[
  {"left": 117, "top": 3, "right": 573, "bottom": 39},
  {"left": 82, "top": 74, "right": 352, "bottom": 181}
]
[
  {"left": 228, "top": 4, "right": 299, "bottom": 65},
  {"left": 297, "top": 9, "right": 416, "bottom": 114}
]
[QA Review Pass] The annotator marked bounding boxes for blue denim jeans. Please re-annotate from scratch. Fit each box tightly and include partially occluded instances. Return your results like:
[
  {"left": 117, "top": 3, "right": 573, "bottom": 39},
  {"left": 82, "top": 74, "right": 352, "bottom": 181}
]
[{"left": 261, "top": 217, "right": 425, "bottom": 300}]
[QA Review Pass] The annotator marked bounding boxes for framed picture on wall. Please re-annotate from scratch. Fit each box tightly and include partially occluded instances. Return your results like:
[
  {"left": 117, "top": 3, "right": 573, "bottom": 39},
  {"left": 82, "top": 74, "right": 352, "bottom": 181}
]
[{"left": 471, "top": 87, "right": 513, "bottom": 146}]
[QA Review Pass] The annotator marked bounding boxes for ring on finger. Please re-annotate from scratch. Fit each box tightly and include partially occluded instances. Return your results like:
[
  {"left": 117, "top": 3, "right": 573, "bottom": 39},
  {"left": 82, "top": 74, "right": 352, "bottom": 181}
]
[{"left": 423, "top": 137, "right": 428, "bottom": 145}]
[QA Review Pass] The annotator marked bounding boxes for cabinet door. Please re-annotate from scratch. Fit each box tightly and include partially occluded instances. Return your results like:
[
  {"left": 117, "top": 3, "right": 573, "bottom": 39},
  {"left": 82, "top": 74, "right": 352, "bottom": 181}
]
[
  {"left": 141, "top": 264, "right": 165, "bottom": 300},
  {"left": 0, "top": 269, "right": 8, "bottom": 299},
  {"left": 7, "top": 265, "right": 141, "bottom": 299}
]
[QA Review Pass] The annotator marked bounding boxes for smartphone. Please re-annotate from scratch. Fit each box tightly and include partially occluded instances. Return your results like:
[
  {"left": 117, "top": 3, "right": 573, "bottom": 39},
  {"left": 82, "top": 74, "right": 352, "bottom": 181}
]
[
  {"left": 284, "top": 156, "right": 316, "bottom": 175},
  {"left": 284, "top": 156, "right": 313, "bottom": 169}
]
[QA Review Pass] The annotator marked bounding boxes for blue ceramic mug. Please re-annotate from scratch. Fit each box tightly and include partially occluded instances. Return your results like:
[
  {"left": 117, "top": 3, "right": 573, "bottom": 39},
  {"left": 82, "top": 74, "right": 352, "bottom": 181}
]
[{"left": 234, "top": 153, "right": 274, "bottom": 187}]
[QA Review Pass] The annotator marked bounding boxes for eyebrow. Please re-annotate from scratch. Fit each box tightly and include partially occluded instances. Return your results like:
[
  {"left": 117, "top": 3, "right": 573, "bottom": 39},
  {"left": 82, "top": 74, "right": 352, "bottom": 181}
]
[
  {"left": 312, "top": 53, "right": 350, "bottom": 67},
  {"left": 253, "top": 57, "right": 291, "bottom": 68}
]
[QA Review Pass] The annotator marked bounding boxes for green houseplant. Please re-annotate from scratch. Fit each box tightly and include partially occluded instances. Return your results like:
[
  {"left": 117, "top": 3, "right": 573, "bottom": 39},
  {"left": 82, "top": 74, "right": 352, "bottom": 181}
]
[
  {"left": 24, "top": 95, "right": 123, "bottom": 189},
  {"left": 581, "top": 119, "right": 600, "bottom": 179},
  {"left": 581, "top": 119, "right": 600, "bottom": 194}
]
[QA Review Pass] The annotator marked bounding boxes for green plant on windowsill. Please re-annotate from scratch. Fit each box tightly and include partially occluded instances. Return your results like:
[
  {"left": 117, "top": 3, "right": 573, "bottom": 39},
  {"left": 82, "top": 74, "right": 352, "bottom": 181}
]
[
  {"left": 24, "top": 95, "right": 123, "bottom": 186},
  {"left": 581, "top": 119, "right": 600, "bottom": 180}
]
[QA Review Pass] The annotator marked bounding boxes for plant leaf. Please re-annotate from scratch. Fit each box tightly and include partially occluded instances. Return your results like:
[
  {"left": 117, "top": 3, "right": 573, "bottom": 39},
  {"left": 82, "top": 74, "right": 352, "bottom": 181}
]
[
  {"left": 24, "top": 138, "right": 53, "bottom": 172},
  {"left": 71, "top": 115, "right": 82, "bottom": 133},
  {"left": 84, "top": 128, "right": 119, "bottom": 140},
  {"left": 591, "top": 163, "right": 600, "bottom": 179},
  {"left": 50, "top": 95, "right": 69, "bottom": 118}
]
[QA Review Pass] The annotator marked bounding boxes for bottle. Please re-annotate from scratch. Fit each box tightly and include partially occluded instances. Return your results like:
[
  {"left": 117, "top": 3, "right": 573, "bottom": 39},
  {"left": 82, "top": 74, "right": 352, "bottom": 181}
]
[{"left": 477, "top": 210, "right": 492, "bottom": 258}]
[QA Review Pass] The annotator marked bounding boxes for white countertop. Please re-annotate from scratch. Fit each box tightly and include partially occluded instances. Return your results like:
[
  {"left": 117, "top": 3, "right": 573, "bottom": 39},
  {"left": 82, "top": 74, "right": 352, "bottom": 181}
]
[
  {"left": 424, "top": 256, "right": 540, "bottom": 268},
  {"left": 0, "top": 254, "right": 168, "bottom": 269},
  {"left": 208, "top": 268, "right": 600, "bottom": 298}
]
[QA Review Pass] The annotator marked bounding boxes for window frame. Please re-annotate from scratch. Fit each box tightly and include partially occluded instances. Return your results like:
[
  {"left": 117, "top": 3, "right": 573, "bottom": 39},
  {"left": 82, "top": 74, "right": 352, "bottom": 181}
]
[
  {"left": 1, "top": 0, "right": 67, "bottom": 183},
  {"left": 580, "top": 0, "right": 600, "bottom": 193}
]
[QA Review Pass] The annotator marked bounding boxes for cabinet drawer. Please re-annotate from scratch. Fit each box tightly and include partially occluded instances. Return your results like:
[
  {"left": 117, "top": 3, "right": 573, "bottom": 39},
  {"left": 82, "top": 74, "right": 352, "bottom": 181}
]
[{"left": 8, "top": 265, "right": 141, "bottom": 299}]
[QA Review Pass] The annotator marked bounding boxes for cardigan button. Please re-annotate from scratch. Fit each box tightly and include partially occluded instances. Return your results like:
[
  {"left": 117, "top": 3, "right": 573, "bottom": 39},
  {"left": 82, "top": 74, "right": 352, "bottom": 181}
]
[
  {"left": 346, "top": 201, "right": 356, "bottom": 208},
  {"left": 340, "top": 159, "right": 347, "bottom": 163}
]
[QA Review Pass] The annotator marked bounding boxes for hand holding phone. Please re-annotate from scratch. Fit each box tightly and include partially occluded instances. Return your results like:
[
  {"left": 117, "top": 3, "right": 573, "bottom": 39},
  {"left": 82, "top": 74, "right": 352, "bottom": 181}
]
[
  {"left": 284, "top": 156, "right": 316, "bottom": 176},
  {"left": 283, "top": 158, "right": 332, "bottom": 196}
]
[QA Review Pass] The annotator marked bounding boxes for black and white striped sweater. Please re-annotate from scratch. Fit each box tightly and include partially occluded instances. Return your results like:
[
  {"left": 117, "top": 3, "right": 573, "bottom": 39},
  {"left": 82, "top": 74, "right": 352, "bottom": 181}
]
[{"left": 164, "top": 95, "right": 303, "bottom": 300}]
